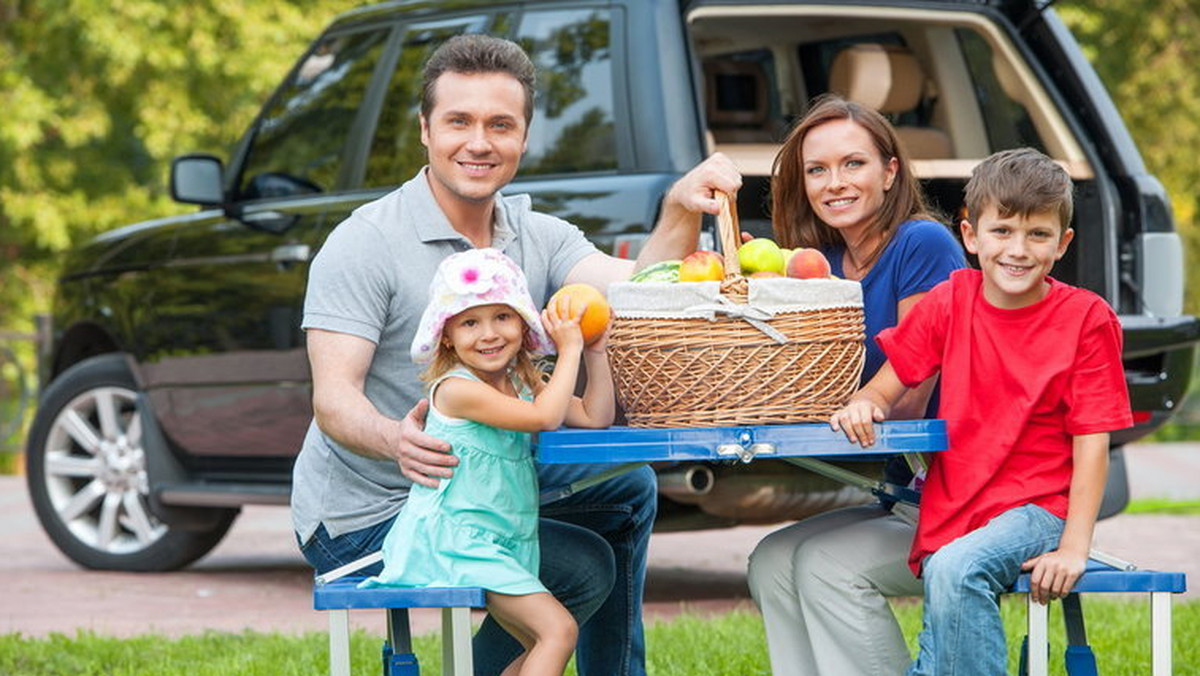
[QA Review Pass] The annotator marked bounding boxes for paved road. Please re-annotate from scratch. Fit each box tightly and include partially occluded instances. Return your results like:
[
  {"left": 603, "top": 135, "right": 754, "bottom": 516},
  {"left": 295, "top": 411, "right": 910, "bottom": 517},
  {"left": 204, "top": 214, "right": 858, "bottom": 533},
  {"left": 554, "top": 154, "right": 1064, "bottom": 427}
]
[{"left": 2, "top": 443, "right": 1197, "bottom": 638}]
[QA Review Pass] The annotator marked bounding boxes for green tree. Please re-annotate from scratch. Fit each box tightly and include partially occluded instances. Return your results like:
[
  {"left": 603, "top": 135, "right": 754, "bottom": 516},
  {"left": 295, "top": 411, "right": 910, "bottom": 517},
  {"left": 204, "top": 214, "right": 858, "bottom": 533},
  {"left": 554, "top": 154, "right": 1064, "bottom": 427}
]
[
  {"left": 1061, "top": 0, "right": 1200, "bottom": 313},
  {"left": 0, "top": 0, "right": 359, "bottom": 335}
]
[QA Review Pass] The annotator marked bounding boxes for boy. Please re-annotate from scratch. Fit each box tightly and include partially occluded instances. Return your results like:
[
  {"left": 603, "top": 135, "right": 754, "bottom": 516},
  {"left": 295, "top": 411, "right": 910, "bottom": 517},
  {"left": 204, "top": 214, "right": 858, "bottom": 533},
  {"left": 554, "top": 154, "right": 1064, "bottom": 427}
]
[{"left": 830, "top": 147, "right": 1132, "bottom": 675}]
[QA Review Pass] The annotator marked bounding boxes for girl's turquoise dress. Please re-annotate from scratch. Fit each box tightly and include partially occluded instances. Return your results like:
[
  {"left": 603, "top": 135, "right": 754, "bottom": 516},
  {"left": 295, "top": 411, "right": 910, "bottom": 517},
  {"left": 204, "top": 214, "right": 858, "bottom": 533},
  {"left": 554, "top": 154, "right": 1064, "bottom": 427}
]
[{"left": 360, "top": 368, "right": 545, "bottom": 595}]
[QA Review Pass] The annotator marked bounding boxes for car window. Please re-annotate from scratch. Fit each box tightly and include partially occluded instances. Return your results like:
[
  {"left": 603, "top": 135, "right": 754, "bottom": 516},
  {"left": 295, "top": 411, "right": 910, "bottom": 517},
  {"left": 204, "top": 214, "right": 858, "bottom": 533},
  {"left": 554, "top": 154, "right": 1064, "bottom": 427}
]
[
  {"left": 689, "top": 6, "right": 1088, "bottom": 181},
  {"left": 237, "top": 28, "right": 391, "bottom": 200},
  {"left": 703, "top": 48, "right": 785, "bottom": 145},
  {"left": 363, "top": 16, "right": 495, "bottom": 189},
  {"left": 362, "top": 8, "right": 615, "bottom": 189},
  {"left": 515, "top": 8, "right": 617, "bottom": 176},
  {"left": 955, "top": 28, "right": 1046, "bottom": 154}
]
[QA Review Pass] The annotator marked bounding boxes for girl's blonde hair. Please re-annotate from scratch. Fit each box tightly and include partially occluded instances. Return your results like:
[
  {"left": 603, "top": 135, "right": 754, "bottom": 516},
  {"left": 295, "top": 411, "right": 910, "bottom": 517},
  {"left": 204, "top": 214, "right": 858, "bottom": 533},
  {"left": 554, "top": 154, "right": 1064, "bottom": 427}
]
[{"left": 420, "top": 327, "right": 548, "bottom": 392}]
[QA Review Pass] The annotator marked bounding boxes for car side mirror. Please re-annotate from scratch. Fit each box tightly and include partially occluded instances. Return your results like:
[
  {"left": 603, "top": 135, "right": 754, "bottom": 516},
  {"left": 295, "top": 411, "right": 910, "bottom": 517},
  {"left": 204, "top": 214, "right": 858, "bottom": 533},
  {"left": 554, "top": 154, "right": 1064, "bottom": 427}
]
[{"left": 171, "top": 154, "right": 225, "bottom": 206}]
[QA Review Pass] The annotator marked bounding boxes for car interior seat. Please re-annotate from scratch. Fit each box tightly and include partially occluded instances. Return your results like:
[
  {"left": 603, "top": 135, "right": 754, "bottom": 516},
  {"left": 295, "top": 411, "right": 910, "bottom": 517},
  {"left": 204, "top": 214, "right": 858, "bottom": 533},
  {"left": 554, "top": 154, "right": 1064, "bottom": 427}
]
[{"left": 828, "top": 43, "right": 954, "bottom": 159}]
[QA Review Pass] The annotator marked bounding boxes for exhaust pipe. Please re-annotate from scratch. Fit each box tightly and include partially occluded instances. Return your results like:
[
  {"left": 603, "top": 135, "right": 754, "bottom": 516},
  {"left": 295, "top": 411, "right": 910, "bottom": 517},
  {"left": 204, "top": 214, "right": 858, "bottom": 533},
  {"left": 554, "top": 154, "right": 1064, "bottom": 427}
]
[{"left": 657, "top": 464, "right": 715, "bottom": 502}]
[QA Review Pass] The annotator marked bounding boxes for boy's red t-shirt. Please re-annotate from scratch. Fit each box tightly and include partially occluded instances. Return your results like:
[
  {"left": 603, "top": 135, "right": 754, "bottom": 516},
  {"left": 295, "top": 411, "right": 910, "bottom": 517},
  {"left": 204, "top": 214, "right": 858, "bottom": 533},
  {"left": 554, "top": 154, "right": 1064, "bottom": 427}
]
[{"left": 876, "top": 269, "right": 1132, "bottom": 575}]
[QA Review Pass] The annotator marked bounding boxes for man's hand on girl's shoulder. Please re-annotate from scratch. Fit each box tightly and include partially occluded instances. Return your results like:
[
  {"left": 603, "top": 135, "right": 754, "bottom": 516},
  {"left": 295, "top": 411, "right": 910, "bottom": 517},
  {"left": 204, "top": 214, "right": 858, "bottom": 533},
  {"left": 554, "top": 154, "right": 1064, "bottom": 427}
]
[{"left": 396, "top": 399, "right": 457, "bottom": 488}]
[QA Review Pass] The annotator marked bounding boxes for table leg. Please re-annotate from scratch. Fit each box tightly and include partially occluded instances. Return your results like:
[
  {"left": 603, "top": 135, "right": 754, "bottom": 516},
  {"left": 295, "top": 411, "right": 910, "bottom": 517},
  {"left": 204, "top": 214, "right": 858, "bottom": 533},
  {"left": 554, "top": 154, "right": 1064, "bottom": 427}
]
[
  {"left": 1151, "top": 592, "right": 1172, "bottom": 676},
  {"left": 1027, "top": 596, "right": 1049, "bottom": 676},
  {"left": 329, "top": 609, "right": 351, "bottom": 676},
  {"left": 442, "top": 607, "right": 474, "bottom": 676}
]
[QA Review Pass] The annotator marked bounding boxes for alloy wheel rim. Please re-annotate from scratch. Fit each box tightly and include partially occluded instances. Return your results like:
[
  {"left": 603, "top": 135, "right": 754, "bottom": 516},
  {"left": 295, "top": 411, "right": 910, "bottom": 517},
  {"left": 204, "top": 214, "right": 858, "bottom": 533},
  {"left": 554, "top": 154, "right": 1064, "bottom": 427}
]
[{"left": 42, "top": 386, "right": 167, "bottom": 554}]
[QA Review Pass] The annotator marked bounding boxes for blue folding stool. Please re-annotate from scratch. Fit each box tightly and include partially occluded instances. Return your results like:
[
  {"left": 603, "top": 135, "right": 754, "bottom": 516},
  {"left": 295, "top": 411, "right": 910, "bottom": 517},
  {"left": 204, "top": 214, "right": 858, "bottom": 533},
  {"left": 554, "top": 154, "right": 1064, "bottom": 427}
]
[
  {"left": 313, "top": 577, "right": 485, "bottom": 676},
  {"left": 1012, "top": 560, "right": 1186, "bottom": 676}
]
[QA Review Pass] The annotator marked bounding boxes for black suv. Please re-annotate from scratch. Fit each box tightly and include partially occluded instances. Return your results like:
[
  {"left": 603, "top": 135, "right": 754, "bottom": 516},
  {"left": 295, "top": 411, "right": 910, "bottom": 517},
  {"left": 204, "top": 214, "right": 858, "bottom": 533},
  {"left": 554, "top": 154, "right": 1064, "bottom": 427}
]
[{"left": 28, "top": 0, "right": 1199, "bottom": 571}]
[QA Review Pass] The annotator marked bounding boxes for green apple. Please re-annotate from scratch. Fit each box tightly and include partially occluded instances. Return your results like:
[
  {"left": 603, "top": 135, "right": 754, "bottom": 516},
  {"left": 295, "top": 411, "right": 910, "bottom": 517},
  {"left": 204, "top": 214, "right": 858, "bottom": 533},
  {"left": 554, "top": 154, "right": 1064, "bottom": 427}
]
[{"left": 738, "top": 238, "right": 786, "bottom": 275}]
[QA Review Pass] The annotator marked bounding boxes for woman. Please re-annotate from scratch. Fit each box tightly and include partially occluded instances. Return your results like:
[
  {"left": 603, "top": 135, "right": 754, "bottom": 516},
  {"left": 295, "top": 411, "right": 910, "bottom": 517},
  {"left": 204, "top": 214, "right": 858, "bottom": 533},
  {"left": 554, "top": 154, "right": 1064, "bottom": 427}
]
[{"left": 747, "top": 94, "right": 966, "bottom": 676}]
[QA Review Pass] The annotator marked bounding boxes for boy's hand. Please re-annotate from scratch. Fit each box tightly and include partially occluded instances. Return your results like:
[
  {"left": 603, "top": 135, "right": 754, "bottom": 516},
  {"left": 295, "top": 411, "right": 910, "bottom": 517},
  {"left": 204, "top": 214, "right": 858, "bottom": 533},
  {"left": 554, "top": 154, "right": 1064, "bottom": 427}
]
[
  {"left": 1021, "top": 549, "right": 1088, "bottom": 605},
  {"left": 830, "top": 399, "right": 886, "bottom": 447}
]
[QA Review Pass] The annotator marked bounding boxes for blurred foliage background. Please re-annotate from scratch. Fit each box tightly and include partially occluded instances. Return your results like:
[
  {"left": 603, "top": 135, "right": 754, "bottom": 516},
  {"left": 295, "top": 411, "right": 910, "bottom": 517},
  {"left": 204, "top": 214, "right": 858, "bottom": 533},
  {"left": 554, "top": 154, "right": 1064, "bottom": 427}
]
[
  {"left": 0, "top": 0, "right": 361, "bottom": 336},
  {"left": 0, "top": 0, "right": 1198, "bottom": 432}
]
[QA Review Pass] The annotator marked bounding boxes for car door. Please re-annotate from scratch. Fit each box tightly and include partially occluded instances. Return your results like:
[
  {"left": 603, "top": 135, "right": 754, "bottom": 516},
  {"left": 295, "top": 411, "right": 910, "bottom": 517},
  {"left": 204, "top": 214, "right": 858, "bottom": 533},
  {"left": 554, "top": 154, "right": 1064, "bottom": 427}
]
[{"left": 139, "top": 25, "right": 397, "bottom": 459}]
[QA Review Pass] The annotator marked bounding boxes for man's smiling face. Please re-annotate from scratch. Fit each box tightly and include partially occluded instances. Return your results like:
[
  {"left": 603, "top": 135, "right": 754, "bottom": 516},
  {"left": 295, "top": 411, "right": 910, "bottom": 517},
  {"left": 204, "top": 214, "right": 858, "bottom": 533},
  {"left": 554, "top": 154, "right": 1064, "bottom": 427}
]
[{"left": 420, "top": 71, "right": 529, "bottom": 207}]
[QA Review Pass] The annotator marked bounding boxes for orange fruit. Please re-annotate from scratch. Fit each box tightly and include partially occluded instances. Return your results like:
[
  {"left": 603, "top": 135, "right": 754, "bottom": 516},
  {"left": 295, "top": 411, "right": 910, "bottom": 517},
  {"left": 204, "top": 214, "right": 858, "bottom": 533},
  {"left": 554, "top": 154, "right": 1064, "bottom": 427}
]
[{"left": 548, "top": 283, "right": 611, "bottom": 345}]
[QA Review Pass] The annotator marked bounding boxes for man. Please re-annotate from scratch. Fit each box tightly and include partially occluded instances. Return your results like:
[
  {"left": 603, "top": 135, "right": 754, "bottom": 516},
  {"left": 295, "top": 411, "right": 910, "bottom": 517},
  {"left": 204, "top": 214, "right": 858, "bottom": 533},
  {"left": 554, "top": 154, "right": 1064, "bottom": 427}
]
[{"left": 292, "top": 34, "right": 739, "bottom": 675}]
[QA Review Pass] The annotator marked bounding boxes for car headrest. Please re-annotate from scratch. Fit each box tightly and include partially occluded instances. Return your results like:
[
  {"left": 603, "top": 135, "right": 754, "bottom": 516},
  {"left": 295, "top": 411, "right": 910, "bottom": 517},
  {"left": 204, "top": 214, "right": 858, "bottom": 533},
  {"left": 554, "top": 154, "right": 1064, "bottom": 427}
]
[{"left": 828, "top": 43, "right": 925, "bottom": 114}]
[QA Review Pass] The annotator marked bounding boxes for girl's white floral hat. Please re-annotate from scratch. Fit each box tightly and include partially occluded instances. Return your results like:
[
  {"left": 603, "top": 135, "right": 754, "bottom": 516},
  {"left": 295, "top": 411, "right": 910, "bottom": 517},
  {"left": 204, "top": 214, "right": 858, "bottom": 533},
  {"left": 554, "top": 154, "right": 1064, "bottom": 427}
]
[{"left": 411, "top": 248, "right": 555, "bottom": 364}]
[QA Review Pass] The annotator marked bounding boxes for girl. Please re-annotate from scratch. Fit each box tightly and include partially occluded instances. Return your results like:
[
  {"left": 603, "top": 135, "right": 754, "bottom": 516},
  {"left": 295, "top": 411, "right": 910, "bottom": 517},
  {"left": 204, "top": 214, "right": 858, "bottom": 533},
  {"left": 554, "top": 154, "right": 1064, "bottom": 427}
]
[{"left": 362, "top": 247, "right": 615, "bottom": 676}]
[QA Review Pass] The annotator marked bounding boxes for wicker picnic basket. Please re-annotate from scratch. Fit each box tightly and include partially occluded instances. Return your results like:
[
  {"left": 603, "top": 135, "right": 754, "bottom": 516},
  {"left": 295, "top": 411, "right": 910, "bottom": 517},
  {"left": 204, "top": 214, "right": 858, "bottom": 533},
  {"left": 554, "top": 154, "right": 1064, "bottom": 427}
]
[{"left": 606, "top": 193, "right": 866, "bottom": 428}]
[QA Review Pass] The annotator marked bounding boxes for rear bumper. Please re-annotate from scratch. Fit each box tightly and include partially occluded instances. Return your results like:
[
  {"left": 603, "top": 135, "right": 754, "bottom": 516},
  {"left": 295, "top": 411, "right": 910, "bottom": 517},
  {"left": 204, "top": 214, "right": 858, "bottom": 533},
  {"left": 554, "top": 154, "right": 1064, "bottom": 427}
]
[{"left": 1117, "top": 314, "right": 1200, "bottom": 443}]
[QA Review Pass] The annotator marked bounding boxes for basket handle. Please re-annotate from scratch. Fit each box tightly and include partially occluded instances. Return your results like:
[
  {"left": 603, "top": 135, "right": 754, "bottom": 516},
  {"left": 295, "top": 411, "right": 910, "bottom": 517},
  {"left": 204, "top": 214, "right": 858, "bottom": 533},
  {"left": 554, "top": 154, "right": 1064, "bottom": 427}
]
[{"left": 716, "top": 191, "right": 742, "bottom": 279}]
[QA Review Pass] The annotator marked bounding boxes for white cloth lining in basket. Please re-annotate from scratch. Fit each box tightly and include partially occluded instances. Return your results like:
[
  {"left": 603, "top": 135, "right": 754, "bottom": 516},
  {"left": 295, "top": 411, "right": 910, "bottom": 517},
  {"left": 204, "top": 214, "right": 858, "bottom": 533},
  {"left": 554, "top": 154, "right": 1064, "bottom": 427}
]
[{"left": 607, "top": 278, "right": 863, "bottom": 318}]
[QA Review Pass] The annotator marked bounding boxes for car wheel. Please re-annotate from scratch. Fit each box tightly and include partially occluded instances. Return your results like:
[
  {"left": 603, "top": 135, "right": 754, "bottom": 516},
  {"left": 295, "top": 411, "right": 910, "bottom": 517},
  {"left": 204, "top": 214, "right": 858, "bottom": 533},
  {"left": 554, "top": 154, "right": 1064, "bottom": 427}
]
[{"left": 26, "top": 354, "right": 237, "bottom": 571}]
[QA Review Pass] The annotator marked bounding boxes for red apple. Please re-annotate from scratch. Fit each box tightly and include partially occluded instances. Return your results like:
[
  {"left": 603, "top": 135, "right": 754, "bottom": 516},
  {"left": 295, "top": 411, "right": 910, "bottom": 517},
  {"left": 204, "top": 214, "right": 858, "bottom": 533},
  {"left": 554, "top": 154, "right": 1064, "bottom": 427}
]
[
  {"left": 786, "top": 247, "right": 832, "bottom": 279},
  {"left": 678, "top": 250, "right": 725, "bottom": 282}
]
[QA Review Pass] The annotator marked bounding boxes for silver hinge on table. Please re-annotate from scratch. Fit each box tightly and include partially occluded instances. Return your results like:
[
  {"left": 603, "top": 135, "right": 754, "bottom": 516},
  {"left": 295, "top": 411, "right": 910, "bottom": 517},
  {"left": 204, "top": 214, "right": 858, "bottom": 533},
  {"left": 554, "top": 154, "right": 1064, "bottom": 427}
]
[{"left": 717, "top": 442, "right": 776, "bottom": 464}]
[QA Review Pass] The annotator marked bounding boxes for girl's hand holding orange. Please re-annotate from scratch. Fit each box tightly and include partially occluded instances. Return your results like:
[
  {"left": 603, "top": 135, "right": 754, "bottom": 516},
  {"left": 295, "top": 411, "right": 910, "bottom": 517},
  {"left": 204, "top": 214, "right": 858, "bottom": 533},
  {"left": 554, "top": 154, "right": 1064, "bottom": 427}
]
[
  {"left": 546, "top": 283, "right": 611, "bottom": 346},
  {"left": 541, "top": 302, "right": 585, "bottom": 355}
]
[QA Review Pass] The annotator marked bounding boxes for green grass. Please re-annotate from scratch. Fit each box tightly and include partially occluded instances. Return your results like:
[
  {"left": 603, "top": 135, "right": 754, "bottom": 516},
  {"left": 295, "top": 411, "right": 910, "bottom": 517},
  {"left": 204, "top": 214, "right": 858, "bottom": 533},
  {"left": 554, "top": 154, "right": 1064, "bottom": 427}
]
[
  {"left": 1, "top": 598, "right": 1197, "bottom": 675},
  {"left": 1125, "top": 497, "right": 1200, "bottom": 515}
]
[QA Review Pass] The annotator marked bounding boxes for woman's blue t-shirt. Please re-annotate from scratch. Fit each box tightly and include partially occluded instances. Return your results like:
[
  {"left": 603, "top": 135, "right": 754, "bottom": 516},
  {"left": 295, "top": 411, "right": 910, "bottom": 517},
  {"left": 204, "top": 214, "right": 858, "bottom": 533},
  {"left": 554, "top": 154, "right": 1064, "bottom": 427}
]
[{"left": 822, "top": 219, "right": 966, "bottom": 406}]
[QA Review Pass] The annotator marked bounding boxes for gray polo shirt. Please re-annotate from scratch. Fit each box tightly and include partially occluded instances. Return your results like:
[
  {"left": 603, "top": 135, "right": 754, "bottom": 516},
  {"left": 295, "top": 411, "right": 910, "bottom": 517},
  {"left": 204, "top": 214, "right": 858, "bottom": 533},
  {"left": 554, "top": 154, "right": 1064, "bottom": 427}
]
[{"left": 292, "top": 169, "right": 598, "bottom": 542}]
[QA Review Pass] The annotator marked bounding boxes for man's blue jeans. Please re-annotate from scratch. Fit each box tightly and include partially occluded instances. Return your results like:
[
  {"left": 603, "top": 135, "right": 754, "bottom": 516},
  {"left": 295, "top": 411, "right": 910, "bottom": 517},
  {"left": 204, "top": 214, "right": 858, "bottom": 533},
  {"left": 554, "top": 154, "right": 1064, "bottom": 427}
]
[
  {"left": 908, "top": 504, "right": 1065, "bottom": 676},
  {"left": 299, "top": 462, "right": 656, "bottom": 676}
]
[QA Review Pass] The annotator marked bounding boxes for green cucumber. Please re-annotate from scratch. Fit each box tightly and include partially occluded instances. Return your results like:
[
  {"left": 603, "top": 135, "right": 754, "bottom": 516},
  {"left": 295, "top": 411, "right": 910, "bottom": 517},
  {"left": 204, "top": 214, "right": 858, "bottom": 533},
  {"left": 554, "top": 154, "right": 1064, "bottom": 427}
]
[{"left": 629, "top": 259, "right": 681, "bottom": 283}]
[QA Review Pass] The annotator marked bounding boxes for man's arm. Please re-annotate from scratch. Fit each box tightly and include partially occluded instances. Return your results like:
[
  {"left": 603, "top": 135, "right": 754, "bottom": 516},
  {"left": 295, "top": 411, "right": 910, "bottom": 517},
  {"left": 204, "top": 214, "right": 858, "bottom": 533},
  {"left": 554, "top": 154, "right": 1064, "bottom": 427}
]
[
  {"left": 1021, "top": 431, "right": 1110, "bottom": 604},
  {"left": 307, "top": 328, "right": 454, "bottom": 487},
  {"left": 564, "top": 153, "right": 744, "bottom": 290},
  {"left": 636, "top": 152, "right": 742, "bottom": 270}
]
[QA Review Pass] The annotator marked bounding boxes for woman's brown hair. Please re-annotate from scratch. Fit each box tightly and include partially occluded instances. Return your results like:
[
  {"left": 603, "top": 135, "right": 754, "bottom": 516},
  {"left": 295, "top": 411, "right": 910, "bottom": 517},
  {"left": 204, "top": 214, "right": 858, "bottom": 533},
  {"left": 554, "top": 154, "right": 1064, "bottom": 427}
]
[{"left": 771, "top": 94, "right": 934, "bottom": 269}]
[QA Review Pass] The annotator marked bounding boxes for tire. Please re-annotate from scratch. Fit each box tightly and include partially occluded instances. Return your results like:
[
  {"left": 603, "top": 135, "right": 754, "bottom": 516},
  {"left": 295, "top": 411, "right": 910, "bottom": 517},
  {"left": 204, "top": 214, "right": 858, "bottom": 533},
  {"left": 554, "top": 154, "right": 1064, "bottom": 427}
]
[{"left": 25, "top": 354, "right": 237, "bottom": 571}]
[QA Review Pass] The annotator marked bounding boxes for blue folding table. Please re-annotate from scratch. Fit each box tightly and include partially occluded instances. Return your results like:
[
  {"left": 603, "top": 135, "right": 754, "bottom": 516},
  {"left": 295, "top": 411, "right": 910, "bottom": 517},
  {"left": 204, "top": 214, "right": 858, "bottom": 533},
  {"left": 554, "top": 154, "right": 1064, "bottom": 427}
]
[
  {"left": 535, "top": 419, "right": 946, "bottom": 506},
  {"left": 536, "top": 418, "right": 1186, "bottom": 676}
]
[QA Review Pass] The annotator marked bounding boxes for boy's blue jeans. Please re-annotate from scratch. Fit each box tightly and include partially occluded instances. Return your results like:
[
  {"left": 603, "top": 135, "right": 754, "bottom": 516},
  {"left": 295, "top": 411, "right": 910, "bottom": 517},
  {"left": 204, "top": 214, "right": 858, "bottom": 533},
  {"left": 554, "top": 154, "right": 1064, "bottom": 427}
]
[
  {"left": 908, "top": 504, "right": 1065, "bottom": 676},
  {"left": 299, "top": 462, "right": 656, "bottom": 676}
]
